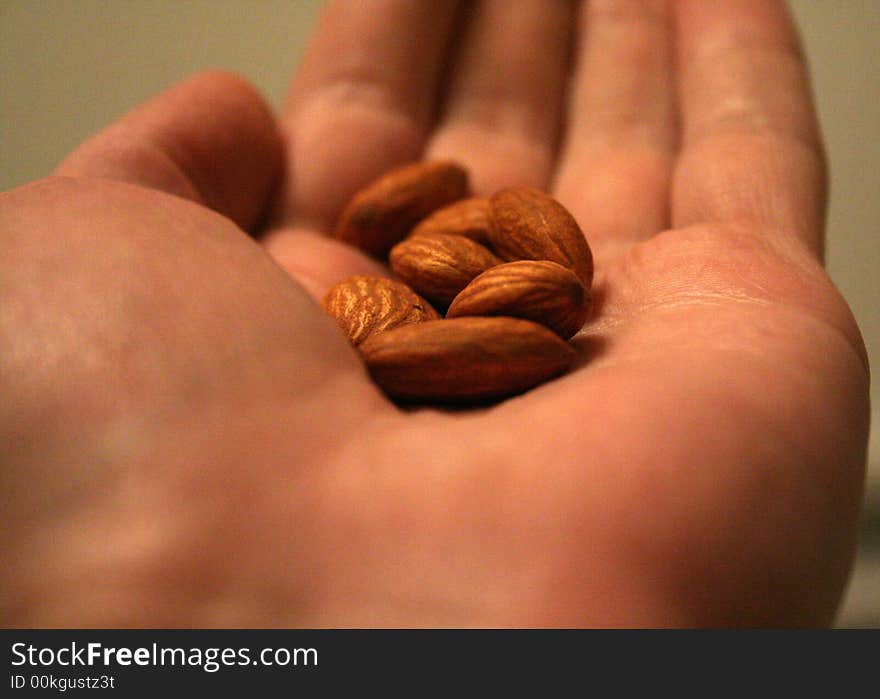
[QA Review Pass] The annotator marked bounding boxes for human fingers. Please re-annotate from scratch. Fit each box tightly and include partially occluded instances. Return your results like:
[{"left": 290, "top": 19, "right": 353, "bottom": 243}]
[
  {"left": 274, "top": 0, "right": 460, "bottom": 232},
  {"left": 672, "top": 0, "right": 826, "bottom": 254},
  {"left": 425, "top": 0, "right": 575, "bottom": 194},
  {"left": 553, "top": 0, "right": 677, "bottom": 265},
  {"left": 54, "top": 71, "right": 283, "bottom": 233}
]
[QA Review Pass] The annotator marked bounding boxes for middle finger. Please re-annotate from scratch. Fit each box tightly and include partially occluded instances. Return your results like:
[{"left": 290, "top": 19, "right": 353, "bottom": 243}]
[{"left": 425, "top": 0, "right": 576, "bottom": 194}]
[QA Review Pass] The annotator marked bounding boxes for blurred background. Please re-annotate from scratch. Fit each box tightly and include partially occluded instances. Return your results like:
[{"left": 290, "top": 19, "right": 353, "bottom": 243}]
[{"left": 1, "top": 0, "right": 877, "bottom": 627}]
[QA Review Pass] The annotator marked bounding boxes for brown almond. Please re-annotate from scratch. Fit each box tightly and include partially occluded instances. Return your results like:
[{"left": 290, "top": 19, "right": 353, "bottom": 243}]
[
  {"left": 359, "top": 316, "right": 576, "bottom": 402},
  {"left": 333, "top": 160, "right": 470, "bottom": 258},
  {"left": 407, "top": 197, "right": 492, "bottom": 246},
  {"left": 322, "top": 275, "right": 439, "bottom": 346},
  {"left": 488, "top": 187, "right": 593, "bottom": 288},
  {"left": 447, "top": 260, "right": 590, "bottom": 339},
  {"left": 389, "top": 233, "right": 501, "bottom": 308}
]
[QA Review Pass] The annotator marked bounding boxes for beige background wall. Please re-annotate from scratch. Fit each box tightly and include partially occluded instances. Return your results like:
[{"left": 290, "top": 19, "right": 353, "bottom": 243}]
[{"left": 2, "top": 1, "right": 878, "bottom": 626}]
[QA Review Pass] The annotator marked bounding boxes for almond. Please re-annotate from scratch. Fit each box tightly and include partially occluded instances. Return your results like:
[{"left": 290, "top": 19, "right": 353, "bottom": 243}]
[
  {"left": 407, "top": 197, "right": 492, "bottom": 246},
  {"left": 389, "top": 233, "right": 501, "bottom": 308},
  {"left": 359, "top": 316, "right": 576, "bottom": 402},
  {"left": 488, "top": 187, "right": 593, "bottom": 288},
  {"left": 447, "top": 260, "right": 590, "bottom": 339},
  {"left": 333, "top": 160, "right": 470, "bottom": 258},
  {"left": 322, "top": 275, "right": 439, "bottom": 346}
]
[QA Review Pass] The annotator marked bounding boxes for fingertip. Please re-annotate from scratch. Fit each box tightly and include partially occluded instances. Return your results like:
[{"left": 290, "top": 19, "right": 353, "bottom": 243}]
[{"left": 56, "top": 70, "right": 285, "bottom": 232}]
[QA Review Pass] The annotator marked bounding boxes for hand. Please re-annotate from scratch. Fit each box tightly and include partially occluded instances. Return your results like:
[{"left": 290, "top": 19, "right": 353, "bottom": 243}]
[{"left": 1, "top": 0, "right": 869, "bottom": 627}]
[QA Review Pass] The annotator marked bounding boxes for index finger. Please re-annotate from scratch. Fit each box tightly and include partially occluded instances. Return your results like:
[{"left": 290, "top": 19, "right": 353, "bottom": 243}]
[{"left": 275, "top": 0, "right": 460, "bottom": 232}]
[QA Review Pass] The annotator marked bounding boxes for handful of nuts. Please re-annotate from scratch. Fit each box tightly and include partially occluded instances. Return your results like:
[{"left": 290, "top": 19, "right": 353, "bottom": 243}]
[{"left": 323, "top": 160, "right": 594, "bottom": 403}]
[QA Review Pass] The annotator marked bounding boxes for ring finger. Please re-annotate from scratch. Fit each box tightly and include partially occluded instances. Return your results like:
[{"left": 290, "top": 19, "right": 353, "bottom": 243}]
[{"left": 553, "top": 0, "right": 677, "bottom": 265}]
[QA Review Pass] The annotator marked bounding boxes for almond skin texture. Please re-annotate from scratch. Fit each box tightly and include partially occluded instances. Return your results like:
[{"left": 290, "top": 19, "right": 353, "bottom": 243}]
[
  {"left": 488, "top": 186, "right": 593, "bottom": 287},
  {"left": 407, "top": 197, "right": 492, "bottom": 246},
  {"left": 359, "top": 316, "right": 576, "bottom": 402},
  {"left": 322, "top": 275, "right": 440, "bottom": 346},
  {"left": 389, "top": 233, "right": 501, "bottom": 308},
  {"left": 333, "top": 160, "right": 470, "bottom": 258},
  {"left": 447, "top": 260, "right": 590, "bottom": 339}
]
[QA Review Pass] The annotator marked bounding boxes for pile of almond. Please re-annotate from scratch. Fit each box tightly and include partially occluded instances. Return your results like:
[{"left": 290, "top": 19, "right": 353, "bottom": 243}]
[{"left": 323, "top": 160, "right": 593, "bottom": 403}]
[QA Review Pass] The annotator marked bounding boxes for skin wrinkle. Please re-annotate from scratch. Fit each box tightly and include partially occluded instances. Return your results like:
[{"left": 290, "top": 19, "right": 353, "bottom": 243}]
[
  {"left": 683, "top": 87, "right": 823, "bottom": 154},
  {"left": 684, "top": 16, "right": 806, "bottom": 68},
  {"left": 671, "top": 137, "right": 827, "bottom": 255},
  {"left": 295, "top": 77, "right": 426, "bottom": 143}
]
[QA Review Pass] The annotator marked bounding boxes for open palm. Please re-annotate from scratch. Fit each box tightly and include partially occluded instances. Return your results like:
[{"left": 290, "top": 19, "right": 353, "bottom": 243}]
[{"left": 1, "top": 0, "right": 869, "bottom": 627}]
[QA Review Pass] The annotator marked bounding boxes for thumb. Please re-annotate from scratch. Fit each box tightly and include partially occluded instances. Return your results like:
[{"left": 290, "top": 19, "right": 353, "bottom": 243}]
[{"left": 55, "top": 71, "right": 283, "bottom": 233}]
